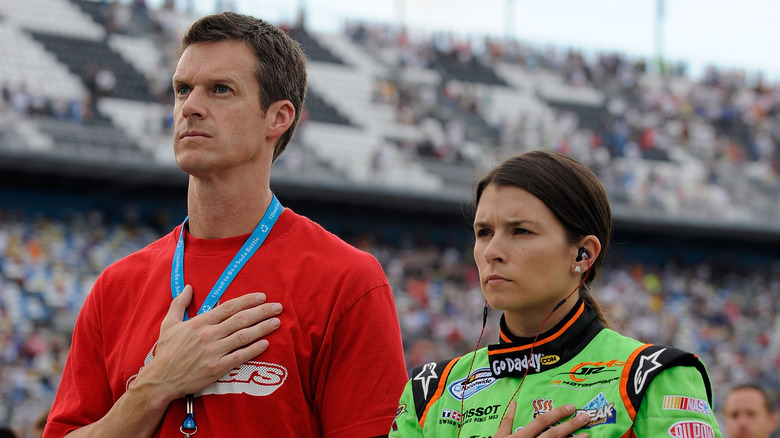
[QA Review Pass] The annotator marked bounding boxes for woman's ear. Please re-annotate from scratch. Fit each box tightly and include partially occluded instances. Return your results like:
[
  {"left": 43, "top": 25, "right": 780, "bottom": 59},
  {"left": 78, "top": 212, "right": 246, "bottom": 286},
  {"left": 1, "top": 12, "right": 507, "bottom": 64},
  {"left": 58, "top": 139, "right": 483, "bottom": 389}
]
[{"left": 576, "top": 236, "right": 601, "bottom": 266}]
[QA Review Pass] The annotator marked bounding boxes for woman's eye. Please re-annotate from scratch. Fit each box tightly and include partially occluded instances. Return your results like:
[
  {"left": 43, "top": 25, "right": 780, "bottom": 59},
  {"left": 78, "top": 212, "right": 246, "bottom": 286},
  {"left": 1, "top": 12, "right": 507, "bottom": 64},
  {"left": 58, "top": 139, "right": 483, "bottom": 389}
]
[{"left": 475, "top": 229, "right": 492, "bottom": 237}]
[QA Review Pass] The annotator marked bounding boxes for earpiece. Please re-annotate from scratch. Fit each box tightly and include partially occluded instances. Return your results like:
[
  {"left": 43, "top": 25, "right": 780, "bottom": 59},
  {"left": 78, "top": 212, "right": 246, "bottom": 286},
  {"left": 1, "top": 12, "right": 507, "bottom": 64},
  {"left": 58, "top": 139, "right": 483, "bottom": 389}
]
[{"left": 575, "top": 247, "right": 589, "bottom": 262}]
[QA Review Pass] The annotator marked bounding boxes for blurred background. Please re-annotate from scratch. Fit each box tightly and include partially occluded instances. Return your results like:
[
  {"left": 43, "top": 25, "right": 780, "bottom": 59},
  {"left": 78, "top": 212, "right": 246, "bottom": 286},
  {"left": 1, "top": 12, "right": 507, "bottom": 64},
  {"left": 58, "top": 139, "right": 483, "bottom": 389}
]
[{"left": 0, "top": 0, "right": 778, "bottom": 436}]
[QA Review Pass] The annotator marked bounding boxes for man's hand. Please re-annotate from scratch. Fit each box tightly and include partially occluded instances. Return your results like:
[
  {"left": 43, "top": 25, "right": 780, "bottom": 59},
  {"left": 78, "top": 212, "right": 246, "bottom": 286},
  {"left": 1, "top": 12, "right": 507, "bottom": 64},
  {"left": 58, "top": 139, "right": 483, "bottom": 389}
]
[
  {"left": 63, "top": 284, "right": 283, "bottom": 438},
  {"left": 137, "top": 284, "right": 283, "bottom": 402},
  {"left": 494, "top": 401, "right": 590, "bottom": 438}
]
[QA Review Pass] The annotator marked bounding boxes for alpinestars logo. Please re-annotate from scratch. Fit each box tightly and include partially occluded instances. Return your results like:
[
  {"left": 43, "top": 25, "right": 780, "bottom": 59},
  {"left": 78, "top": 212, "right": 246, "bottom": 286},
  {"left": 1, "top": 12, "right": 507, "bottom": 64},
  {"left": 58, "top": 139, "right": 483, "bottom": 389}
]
[
  {"left": 634, "top": 348, "right": 665, "bottom": 393},
  {"left": 414, "top": 362, "right": 438, "bottom": 399},
  {"left": 126, "top": 343, "right": 287, "bottom": 397}
]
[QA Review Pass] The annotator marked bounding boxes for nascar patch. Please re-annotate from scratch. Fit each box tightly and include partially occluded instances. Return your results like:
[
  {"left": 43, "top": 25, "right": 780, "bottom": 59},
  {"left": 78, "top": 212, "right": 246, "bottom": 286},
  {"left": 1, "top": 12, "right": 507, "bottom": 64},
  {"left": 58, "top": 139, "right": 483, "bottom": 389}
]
[
  {"left": 662, "top": 395, "right": 711, "bottom": 415},
  {"left": 448, "top": 367, "right": 497, "bottom": 400}
]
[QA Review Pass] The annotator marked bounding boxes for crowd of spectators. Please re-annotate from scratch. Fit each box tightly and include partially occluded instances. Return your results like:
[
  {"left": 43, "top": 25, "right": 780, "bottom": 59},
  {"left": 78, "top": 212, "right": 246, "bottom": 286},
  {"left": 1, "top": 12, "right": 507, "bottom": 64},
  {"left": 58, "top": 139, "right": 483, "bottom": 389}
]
[
  {"left": 2, "top": 2, "right": 778, "bottom": 222},
  {"left": 0, "top": 83, "right": 92, "bottom": 126},
  {"left": 6, "top": 1, "right": 778, "bottom": 220},
  {"left": 348, "top": 21, "right": 780, "bottom": 223},
  {"left": 1, "top": 206, "right": 779, "bottom": 434},
  {"left": 1, "top": 3, "right": 780, "bottom": 435}
]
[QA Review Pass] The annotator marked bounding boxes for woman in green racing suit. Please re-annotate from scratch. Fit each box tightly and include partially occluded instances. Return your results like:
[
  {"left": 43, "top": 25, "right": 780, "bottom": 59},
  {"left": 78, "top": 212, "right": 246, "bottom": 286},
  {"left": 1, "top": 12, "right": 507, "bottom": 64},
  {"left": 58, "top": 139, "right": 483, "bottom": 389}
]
[{"left": 390, "top": 150, "right": 721, "bottom": 438}]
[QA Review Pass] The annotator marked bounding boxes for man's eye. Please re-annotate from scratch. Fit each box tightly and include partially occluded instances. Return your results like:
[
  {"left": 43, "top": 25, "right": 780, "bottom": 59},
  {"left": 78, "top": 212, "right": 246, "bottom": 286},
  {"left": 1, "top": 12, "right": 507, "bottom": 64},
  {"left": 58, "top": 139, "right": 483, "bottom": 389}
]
[
  {"left": 216, "top": 85, "right": 230, "bottom": 93},
  {"left": 176, "top": 86, "right": 190, "bottom": 95}
]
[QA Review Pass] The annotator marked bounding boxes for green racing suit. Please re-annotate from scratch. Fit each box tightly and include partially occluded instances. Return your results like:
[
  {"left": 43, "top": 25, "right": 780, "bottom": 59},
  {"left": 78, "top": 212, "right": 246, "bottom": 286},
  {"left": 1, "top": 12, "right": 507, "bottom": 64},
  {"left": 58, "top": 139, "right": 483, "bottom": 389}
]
[{"left": 390, "top": 299, "right": 722, "bottom": 437}]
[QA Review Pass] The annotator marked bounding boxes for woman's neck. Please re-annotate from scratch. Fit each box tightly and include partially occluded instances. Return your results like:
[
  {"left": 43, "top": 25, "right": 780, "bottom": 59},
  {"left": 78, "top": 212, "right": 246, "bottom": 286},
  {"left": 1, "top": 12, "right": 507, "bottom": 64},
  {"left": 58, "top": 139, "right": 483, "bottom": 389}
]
[{"left": 502, "top": 295, "right": 580, "bottom": 338}]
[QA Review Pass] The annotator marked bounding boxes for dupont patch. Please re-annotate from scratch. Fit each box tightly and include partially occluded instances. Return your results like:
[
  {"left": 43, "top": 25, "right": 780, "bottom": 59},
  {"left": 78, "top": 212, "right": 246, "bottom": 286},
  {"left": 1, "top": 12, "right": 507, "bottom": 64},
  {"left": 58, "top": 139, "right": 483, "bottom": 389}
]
[
  {"left": 448, "top": 367, "right": 497, "bottom": 400},
  {"left": 662, "top": 395, "right": 711, "bottom": 415},
  {"left": 577, "top": 392, "right": 616, "bottom": 429},
  {"left": 668, "top": 420, "right": 715, "bottom": 438}
]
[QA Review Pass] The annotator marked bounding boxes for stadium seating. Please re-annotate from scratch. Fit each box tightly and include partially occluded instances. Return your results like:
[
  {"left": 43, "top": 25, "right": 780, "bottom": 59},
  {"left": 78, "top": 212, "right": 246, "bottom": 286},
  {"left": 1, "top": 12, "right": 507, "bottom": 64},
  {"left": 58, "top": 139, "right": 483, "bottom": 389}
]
[
  {"left": 30, "top": 32, "right": 157, "bottom": 103},
  {"left": 1, "top": 205, "right": 779, "bottom": 433},
  {"left": 0, "top": 1, "right": 778, "bottom": 434},
  {"left": 0, "top": 22, "right": 86, "bottom": 103}
]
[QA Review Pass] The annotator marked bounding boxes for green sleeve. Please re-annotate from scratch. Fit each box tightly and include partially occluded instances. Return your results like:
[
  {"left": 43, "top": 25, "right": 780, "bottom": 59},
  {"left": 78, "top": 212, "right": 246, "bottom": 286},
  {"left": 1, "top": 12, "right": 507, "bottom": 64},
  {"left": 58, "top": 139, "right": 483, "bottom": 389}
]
[
  {"left": 632, "top": 365, "right": 722, "bottom": 437},
  {"left": 389, "top": 379, "right": 424, "bottom": 437}
]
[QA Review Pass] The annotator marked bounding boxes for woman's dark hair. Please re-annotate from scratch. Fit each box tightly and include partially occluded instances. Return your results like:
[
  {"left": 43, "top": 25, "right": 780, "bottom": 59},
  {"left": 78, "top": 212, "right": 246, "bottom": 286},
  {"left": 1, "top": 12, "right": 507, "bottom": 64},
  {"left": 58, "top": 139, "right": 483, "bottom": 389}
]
[
  {"left": 474, "top": 150, "right": 613, "bottom": 327},
  {"left": 178, "top": 12, "right": 308, "bottom": 162}
]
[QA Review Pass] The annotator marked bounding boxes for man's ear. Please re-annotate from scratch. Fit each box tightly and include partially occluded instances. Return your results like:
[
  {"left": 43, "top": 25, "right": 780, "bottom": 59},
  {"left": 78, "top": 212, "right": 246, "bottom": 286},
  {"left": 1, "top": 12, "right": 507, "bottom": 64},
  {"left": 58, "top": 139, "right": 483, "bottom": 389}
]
[{"left": 265, "top": 100, "right": 295, "bottom": 140}]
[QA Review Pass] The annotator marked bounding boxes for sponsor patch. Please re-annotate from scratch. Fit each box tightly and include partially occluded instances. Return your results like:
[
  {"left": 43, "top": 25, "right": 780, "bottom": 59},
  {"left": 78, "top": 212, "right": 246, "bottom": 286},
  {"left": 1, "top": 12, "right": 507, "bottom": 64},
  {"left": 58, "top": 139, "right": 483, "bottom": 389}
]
[
  {"left": 577, "top": 392, "right": 616, "bottom": 429},
  {"left": 448, "top": 367, "right": 497, "bottom": 400},
  {"left": 548, "top": 376, "right": 619, "bottom": 389},
  {"left": 532, "top": 399, "right": 554, "bottom": 418},
  {"left": 396, "top": 404, "right": 408, "bottom": 418},
  {"left": 561, "top": 359, "right": 624, "bottom": 382},
  {"left": 439, "top": 404, "right": 502, "bottom": 426},
  {"left": 541, "top": 355, "right": 560, "bottom": 365},
  {"left": 662, "top": 395, "right": 711, "bottom": 415},
  {"left": 491, "top": 353, "right": 543, "bottom": 377},
  {"left": 441, "top": 409, "right": 461, "bottom": 421},
  {"left": 668, "top": 420, "right": 715, "bottom": 438}
]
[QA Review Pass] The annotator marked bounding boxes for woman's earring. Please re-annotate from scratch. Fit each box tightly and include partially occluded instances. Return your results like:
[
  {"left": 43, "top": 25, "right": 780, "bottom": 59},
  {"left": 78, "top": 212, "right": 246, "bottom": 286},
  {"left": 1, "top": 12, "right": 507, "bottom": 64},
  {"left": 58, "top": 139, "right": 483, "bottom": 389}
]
[{"left": 574, "top": 266, "right": 582, "bottom": 273}]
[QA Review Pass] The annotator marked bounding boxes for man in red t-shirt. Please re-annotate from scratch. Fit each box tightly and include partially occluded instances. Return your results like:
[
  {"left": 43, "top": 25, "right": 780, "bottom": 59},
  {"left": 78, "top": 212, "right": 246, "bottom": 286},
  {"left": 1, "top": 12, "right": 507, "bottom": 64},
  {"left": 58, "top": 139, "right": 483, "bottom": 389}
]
[{"left": 45, "top": 11, "right": 407, "bottom": 437}]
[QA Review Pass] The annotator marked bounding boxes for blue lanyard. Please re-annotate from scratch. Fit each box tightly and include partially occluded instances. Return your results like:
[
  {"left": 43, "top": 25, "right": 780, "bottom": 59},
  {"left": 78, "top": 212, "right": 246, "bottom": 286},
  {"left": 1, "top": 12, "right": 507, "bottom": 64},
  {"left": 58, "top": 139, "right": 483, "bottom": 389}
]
[
  {"left": 170, "top": 194, "right": 283, "bottom": 320},
  {"left": 173, "top": 194, "right": 282, "bottom": 436}
]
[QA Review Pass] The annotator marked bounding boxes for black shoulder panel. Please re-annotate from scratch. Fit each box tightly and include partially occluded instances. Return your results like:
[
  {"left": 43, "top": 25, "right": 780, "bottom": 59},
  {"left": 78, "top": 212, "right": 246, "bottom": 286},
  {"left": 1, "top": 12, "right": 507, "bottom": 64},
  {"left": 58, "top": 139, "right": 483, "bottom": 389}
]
[
  {"left": 410, "top": 357, "right": 461, "bottom": 421},
  {"left": 622, "top": 344, "right": 713, "bottom": 419}
]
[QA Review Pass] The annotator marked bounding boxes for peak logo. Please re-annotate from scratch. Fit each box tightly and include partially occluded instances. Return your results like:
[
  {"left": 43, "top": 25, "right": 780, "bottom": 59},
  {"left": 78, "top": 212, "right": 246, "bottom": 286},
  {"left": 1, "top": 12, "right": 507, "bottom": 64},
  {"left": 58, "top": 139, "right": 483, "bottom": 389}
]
[{"left": 577, "top": 392, "right": 616, "bottom": 429}]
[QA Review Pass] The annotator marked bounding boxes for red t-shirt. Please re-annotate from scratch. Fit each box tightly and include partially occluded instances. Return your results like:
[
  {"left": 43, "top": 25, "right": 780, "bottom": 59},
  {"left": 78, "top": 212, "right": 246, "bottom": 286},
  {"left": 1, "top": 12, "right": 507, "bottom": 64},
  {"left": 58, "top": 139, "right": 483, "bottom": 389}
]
[{"left": 45, "top": 208, "right": 407, "bottom": 437}]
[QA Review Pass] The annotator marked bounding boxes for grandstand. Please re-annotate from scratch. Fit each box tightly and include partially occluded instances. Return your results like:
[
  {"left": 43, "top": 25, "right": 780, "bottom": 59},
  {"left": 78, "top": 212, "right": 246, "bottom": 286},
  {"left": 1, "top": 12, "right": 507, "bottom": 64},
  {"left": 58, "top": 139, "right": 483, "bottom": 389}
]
[{"left": 0, "top": 0, "right": 779, "bottom": 436}]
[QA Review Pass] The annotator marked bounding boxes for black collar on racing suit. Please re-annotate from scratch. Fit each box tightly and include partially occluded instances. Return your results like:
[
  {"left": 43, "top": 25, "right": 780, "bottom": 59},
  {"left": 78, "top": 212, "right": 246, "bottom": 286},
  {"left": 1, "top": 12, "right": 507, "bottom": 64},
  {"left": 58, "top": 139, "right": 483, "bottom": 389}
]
[{"left": 487, "top": 299, "right": 606, "bottom": 378}]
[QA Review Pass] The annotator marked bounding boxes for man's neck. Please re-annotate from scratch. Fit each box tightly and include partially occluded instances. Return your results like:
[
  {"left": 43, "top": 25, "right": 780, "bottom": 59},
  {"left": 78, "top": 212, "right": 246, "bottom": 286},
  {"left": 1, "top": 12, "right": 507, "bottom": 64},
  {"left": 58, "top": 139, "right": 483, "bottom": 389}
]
[{"left": 185, "top": 176, "right": 273, "bottom": 239}]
